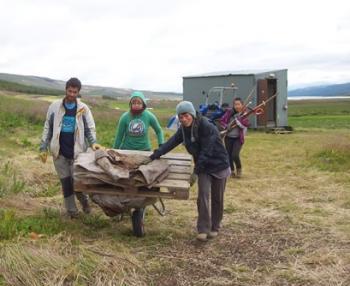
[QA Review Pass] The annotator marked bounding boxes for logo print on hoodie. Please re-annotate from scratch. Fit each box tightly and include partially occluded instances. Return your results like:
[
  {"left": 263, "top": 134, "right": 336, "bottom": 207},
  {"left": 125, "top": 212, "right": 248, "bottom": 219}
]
[{"left": 128, "top": 119, "right": 145, "bottom": 137}]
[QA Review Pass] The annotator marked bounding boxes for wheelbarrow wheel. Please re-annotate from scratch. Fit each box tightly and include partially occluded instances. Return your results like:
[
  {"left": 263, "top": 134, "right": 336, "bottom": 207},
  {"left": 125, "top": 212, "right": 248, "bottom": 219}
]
[{"left": 132, "top": 208, "right": 145, "bottom": 237}]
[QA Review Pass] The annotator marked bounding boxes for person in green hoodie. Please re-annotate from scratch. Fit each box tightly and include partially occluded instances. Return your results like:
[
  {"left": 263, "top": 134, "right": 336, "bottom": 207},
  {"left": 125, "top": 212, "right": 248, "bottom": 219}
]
[{"left": 113, "top": 91, "right": 164, "bottom": 150}]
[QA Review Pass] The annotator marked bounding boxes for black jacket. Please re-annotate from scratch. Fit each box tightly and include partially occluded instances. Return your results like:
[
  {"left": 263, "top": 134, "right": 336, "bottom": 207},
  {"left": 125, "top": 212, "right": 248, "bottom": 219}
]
[{"left": 151, "top": 116, "right": 229, "bottom": 174}]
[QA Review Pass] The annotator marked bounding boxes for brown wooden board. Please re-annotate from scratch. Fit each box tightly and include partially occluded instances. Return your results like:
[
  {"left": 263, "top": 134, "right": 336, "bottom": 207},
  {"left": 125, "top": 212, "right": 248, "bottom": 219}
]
[
  {"left": 116, "top": 149, "right": 192, "bottom": 161},
  {"left": 169, "top": 165, "right": 191, "bottom": 174},
  {"left": 164, "top": 159, "right": 192, "bottom": 166},
  {"left": 75, "top": 151, "right": 192, "bottom": 200},
  {"left": 75, "top": 183, "right": 190, "bottom": 200},
  {"left": 166, "top": 173, "right": 191, "bottom": 180}
]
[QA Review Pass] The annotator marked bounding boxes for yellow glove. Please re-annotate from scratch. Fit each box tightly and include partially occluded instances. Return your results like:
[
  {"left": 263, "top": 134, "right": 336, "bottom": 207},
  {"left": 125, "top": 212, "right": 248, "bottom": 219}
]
[
  {"left": 91, "top": 143, "right": 103, "bottom": 151},
  {"left": 39, "top": 151, "right": 48, "bottom": 163}
]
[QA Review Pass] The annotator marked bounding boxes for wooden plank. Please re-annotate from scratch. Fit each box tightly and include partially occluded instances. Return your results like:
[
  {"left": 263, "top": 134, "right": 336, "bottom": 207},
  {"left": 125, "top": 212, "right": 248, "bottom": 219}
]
[
  {"left": 75, "top": 185, "right": 189, "bottom": 200},
  {"left": 166, "top": 173, "right": 191, "bottom": 180},
  {"left": 164, "top": 159, "right": 192, "bottom": 166},
  {"left": 160, "top": 154, "right": 191, "bottom": 161},
  {"left": 154, "top": 179, "right": 190, "bottom": 190},
  {"left": 169, "top": 165, "right": 191, "bottom": 174},
  {"left": 116, "top": 149, "right": 192, "bottom": 161}
]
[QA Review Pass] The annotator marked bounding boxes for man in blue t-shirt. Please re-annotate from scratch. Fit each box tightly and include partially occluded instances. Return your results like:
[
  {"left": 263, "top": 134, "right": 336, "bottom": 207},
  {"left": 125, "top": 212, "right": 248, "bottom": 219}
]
[
  {"left": 40, "top": 78, "right": 101, "bottom": 218},
  {"left": 60, "top": 101, "right": 77, "bottom": 159}
]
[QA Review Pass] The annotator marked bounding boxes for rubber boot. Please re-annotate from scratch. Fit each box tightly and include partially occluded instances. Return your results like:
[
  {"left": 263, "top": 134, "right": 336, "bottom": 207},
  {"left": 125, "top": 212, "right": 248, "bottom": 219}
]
[{"left": 64, "top": 194, "right": 79, "bottom": 218}]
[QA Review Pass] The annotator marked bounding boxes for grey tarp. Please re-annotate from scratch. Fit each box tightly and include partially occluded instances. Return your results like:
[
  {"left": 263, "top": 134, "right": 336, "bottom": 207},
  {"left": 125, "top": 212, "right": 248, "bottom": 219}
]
[
  {"left": 74, "top": 149, "right": 169, "bottom": 188},
  {"left": 74, "top": 149, "right": 169, "bottom": 216}
]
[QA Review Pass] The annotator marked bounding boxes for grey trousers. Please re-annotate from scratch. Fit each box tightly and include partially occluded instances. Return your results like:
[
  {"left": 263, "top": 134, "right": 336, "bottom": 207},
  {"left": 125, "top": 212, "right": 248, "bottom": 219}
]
[
  {"left": 53, "top": 155, "right": 88, "bottom": 213},
  {"left": 197, "top": 173, "right": 226, "bottom": 233}
]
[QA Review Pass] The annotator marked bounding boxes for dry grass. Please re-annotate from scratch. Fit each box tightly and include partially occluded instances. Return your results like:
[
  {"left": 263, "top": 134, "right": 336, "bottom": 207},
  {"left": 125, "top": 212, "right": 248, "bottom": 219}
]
[{"left": 0, "top": 233, "right": 148, "bottom": 286}]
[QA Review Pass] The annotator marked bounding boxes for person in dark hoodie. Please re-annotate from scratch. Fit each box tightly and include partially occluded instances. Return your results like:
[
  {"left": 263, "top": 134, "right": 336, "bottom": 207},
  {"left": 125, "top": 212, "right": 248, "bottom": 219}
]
[{"left": 149, "top": 101, "right": 231, "bottom": 241}]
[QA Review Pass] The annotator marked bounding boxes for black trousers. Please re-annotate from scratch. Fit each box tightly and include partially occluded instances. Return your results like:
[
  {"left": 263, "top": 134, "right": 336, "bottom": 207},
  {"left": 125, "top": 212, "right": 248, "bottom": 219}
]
[{"left": 224, "top": 136, "right": 242, "bottom": 171}]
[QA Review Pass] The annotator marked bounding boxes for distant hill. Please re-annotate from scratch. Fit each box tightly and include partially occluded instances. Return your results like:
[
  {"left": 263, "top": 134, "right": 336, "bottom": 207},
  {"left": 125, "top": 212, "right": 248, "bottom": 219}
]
[
  {"left": 289, "top": 82, "right": 350, "bottom": 97},
  {"left": 0, "top": 72, "right": 182, "bottom": 100},
  {"left": 0, "top": 79, "right": 63, "bottom": 96}
]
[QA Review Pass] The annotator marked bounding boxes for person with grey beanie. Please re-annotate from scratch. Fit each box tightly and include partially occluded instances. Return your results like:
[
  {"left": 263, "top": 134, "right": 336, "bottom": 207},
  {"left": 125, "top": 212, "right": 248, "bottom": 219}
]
[{"left": 150, "top": 101, "right": 231, "bottom": 241}]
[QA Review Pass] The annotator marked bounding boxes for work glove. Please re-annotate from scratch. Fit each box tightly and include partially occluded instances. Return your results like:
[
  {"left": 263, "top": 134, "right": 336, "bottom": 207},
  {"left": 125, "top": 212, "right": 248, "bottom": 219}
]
[
  {"left": 91, "top": 143, "right": 103, "bottom": 151},
  {"left": 39, "top": 151, "right": 48, "bottom": 163},
  {"left": 190, "top": 172, "right": 198, "bottom": 187}
]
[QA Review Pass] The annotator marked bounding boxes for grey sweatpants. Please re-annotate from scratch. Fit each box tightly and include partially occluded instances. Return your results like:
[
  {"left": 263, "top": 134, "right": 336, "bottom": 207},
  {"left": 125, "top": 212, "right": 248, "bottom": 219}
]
[
  {"left": 53, "top": 155, "right": 88, "bottom": 214},
  {"left": 197, "top": 173, "right": 227, "bottom": 233}
]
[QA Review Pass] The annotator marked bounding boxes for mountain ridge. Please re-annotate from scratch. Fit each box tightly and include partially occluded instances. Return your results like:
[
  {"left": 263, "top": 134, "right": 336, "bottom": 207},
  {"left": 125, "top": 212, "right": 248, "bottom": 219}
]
[
  {"left": 288, "top": 82, "right": 350, "bottom": 97},
  {"left": 0, "top": 72, "right": 182, "bottom": 99}
]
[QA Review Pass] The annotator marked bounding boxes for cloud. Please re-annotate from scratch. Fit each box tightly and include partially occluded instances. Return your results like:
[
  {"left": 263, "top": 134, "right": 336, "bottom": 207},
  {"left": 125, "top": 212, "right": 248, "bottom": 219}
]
[{"left": 0, "top": 0, "right": 350, "bottom": 91}]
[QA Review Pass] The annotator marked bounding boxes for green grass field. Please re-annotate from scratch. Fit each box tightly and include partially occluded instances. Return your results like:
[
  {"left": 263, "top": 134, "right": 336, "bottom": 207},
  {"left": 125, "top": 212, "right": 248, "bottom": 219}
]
[
  {"left": 288, "top": 99, "right": 350, "bottom": 130},
  {"left": 0, "top": 93, "right": 349, "bottom": 285}
]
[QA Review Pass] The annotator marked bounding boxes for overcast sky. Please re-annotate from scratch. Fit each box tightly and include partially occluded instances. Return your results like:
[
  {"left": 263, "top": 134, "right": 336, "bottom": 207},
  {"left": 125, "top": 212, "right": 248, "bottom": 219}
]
[{"left": 1, "top": 0, "right": 349, "bottom": 92}]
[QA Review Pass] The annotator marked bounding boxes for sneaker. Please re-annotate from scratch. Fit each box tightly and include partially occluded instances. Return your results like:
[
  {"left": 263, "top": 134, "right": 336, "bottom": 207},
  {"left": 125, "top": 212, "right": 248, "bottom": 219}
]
[
  {"left": 196, "top": 233, "right": 208, "bottom": 241},
  {"left": 236, "top": 168, "right": 242, "bottom": 178},
  {"left": 208, "top": 231, "right": 218, "bottom": 239}
]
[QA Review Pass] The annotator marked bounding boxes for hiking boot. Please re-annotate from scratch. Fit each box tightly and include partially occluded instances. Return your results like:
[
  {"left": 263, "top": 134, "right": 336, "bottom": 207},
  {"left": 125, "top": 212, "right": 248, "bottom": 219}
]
[
  {"left": 236, "top": 168, "right": 242, "bottom": 178},
  {"left": 196, "top": 233, "right": 208, "bottom": 241},
  {"left": 208, "top": 231, "right": 219, "bottom": 239}
]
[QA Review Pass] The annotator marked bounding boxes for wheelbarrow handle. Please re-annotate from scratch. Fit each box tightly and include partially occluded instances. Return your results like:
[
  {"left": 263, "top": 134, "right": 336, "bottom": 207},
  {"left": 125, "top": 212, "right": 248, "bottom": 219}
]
[{"left": 152, "top": 198, "right": 166, "bottom": 216}]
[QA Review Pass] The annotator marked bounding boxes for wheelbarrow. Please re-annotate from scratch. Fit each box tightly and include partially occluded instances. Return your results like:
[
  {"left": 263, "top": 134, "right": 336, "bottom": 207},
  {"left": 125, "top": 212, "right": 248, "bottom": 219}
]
[{"left": 74, "top": 150, "right": 192, "bottom": 237}]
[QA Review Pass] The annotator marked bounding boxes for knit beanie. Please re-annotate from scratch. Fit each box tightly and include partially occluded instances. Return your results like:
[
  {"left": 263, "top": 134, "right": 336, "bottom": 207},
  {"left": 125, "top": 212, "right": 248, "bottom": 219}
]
[{"left": 176, "top": 101, "right": 196, "bottom": 118}]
